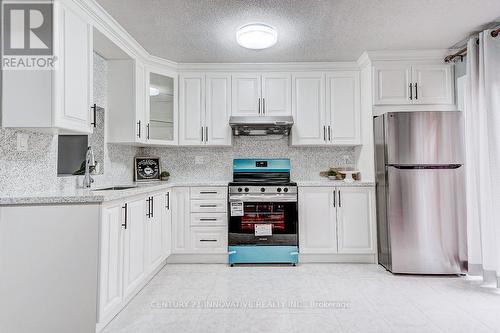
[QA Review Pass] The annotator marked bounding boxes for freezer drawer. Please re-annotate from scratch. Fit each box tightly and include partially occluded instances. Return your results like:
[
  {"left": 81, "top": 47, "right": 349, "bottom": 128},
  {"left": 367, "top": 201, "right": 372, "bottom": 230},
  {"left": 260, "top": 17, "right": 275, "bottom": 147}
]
[
  {"left": 387, "top": 166, "right": 467, "bottom": 274},
  {"left": 386, "top": 112, "right": 464, "bottom": 165}
]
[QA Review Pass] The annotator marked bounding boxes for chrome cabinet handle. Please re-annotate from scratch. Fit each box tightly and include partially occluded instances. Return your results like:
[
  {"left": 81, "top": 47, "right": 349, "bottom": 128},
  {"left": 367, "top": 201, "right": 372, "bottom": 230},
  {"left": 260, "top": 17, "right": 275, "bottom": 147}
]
[
  {"left": 258, "top": 98, "right": 261, "bottom": 115},
  {"left": 415, "top": 82, "right": 418, "bottom": 100},
  {"left": 122, "top": 204, "right": 128, "bottom": 229},
  {"left": 165, "top": 193, "right": 170, "bottom": 210},
  {"left": 137, "top": 120, "right": 141, "bottom": 138},
  {"left": 328, "top": 125, "right": 331, "bottom": 141},
  {"left": 262, "top": 98, "right": 266, "bottom": 115},
  {"left": 200, "top": 239, "right": 218, "bottom": 242},
  {"left": 409, "top": 83, "right": 413, "bottom": 100},
  {"left": 200, "top": 218, "right": 217, "bottom": 221},
  {"left": 201, "top": 126, "right": 204, "bottom": 142},
  {"left": 200, "top": 191, "right": 217, "bottom": 194},
  {"left": 333, "top": 190, "right": 336, "bottom": 207},
  {"left": 205, "top": 126, "right": 208, "bottom": 142},
  {"left": 91, "top": 104, "right": 97, "bottom": 127},
  {"left": 147, "top": 123, "right": 150, "bottom": 140},
  {"left": 323, "top": 126, "right": 326, "bottom": 141},
  {"left": 338, "top": 190, "right": 341, "bottom": 207},
  {"left": 200, "top": 204, "right": 217, "bottom": 208}
]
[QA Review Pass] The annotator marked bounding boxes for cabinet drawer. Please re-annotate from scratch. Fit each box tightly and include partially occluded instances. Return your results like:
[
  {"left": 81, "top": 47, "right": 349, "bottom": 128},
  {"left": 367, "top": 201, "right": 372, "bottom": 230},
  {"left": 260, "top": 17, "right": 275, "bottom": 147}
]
[
  {"left": 190, "top": 187, "right": 227, "bottom": 200},
  {"left": 190, "top": 199, "right": 227, "bottom": 213},
  {"left": 191, "top": 213, "right": 227, "bottom": 226},
  {"left": 190, "top": 227, "right": 227, "bottom": 252}
]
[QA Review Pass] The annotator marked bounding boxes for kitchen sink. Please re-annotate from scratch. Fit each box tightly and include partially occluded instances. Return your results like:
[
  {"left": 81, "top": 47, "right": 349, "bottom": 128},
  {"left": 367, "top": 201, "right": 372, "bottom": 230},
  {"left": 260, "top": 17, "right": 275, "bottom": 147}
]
[{"left": 93, "top": 186, "right": 137, "bottom": 191}]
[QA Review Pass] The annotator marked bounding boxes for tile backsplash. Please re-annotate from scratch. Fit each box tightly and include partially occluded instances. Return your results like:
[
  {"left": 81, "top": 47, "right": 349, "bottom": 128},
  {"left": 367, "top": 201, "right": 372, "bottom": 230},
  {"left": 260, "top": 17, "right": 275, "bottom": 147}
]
[{"left": 142, "top": 136, "right": 356, "bottom": 182}]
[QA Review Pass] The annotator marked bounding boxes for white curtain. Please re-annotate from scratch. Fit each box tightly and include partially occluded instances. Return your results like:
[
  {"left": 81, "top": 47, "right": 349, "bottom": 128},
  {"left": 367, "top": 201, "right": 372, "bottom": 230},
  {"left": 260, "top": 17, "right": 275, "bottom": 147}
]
[{"left": 465, "top": 30, "right": 500, "bottom": 287}]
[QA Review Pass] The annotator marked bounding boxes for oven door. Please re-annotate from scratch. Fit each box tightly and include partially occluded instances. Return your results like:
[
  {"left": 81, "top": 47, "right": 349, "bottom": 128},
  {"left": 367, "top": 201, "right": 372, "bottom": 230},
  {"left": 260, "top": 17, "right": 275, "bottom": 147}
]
[{"left": 228, "top": 195, "right": 298, "bottom": 246}]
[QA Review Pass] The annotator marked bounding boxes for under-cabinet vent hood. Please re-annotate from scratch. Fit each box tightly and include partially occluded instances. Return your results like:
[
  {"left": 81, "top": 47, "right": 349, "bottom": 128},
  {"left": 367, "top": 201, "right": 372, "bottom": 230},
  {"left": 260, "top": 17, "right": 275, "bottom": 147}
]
[{"left": 229, "top": 116, "right": 294, "bottom": 136}]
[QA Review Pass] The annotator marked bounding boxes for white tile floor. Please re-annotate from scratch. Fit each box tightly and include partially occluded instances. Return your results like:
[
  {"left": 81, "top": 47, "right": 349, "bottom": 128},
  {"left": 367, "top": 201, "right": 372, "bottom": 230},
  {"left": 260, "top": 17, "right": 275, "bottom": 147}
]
[{"left": 103, "top": 264, "right": 500, "bottom": 333}]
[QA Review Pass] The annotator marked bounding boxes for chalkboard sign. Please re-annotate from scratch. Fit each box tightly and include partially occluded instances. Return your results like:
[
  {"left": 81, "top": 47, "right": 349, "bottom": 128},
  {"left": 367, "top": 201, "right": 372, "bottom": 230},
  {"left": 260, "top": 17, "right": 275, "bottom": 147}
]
[{"left": 134, "top": 157, "right": 161, "bottom": 182}]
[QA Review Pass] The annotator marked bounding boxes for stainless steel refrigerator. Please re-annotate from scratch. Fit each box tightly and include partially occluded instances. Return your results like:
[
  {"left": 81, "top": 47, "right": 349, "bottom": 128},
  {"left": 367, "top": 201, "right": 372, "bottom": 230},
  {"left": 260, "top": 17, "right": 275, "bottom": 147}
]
[{"left": 374, "top": 112, "right": 467, "bottom": 274}]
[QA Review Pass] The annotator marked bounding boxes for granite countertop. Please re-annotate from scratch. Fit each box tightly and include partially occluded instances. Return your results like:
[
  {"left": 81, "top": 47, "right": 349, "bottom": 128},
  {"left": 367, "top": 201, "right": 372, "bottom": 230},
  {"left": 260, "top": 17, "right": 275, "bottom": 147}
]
[
  {"left": 0, "top": 179, "right": 375, "bottom": 205},
  {"left": 0, "top": 181, "right": 230, "bottom": 205},
  {"left": 297, "top": 179, "right": 375, "bottom": 187}
]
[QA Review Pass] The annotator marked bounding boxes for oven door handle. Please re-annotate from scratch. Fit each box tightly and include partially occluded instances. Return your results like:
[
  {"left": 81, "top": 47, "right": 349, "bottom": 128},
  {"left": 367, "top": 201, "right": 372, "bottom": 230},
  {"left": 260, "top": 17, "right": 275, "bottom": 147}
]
[{"left": 229, "top": 194, "right": 297, "bottom": 202}]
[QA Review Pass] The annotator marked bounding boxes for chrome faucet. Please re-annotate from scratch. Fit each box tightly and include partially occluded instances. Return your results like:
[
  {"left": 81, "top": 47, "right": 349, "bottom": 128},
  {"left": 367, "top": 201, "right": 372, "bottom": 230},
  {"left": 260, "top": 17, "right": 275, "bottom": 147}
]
[{"left": 83, "top": 146, "right": 96, "bottom": 188}]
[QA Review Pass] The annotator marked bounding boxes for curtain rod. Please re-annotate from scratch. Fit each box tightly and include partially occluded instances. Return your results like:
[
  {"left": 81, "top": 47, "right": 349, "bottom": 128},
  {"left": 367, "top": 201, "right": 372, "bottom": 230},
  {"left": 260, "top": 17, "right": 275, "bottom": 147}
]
[{"left": 444, "top": 27, "right": 500, "bottom": 63}]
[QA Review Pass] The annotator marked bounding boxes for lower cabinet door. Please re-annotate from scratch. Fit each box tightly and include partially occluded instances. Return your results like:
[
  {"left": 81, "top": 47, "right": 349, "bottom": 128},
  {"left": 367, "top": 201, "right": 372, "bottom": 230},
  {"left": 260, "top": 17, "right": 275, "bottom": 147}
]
[
  {"left": 298, "top": 187, "right": 337, "bottom": 254},
  {"left": 162, "top": 191, "right": 172, "bottom": 257},
  {"left": 122, "top": 198, "right": 146, "bottom": 298},
  {"left": 336, "top": 187, "right": 375, "bottom": 254},
  {"left": 172, "top": 187, "right": 190, "bottom": 252},
  {"left": 98, "top": 204, "right": 124, "bottom": 321},
  {"left": 190, "top": 227, "right": 228, "bottom": 253},
  {"left": 147, "top": 194, "right": 165, "bottom": 271}
]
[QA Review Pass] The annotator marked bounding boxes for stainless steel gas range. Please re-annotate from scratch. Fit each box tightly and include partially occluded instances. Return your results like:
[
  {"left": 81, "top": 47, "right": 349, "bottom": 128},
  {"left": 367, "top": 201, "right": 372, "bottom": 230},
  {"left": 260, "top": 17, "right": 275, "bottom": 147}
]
[{"left": 227, "top": 159, "right": 299, "bottom": 266}]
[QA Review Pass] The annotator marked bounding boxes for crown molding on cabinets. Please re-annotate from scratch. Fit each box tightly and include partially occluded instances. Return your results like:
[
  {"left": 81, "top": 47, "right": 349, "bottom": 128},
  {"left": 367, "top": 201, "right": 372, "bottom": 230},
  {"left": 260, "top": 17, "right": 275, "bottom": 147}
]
[
  {"left": 362, "top": 49, "right": 450, "bottom": 63},
  {"left": 176, "top": 62, "right": 361, "bottom": 73}
]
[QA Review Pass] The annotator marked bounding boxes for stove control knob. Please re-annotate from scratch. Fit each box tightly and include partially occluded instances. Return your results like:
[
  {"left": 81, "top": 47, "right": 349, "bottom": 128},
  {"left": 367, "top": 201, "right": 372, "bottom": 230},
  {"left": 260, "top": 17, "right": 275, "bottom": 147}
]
[
  {"left": 237, "top": 188, "right": 242, "bottom": 192},
  {"left": 283, "top": 188, "right": 289, "bottom": 193},
  {"left": 260, "top": 187, "right": 266, "bottom": 192},
  {"left": 244, "top": 188, "right": 249, "bottom": 192},
  {"left": 277, "top": 188, "right": 282, "bottom": 192}
]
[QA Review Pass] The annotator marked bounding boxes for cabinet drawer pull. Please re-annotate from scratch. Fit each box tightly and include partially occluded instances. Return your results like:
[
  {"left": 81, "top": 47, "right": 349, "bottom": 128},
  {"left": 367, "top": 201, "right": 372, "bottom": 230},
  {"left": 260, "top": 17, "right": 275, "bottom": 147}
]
[
  {"left": 199, "top": 204, "right": 217, "bottom": 208},
  {"left": 200, "top": 239, "right": 218, "bottom": 242},
  {"left": 200, "top": 191, "right": 218, "bottom": 194},
  {"left": 199, "top": 218, "right": 218, "bottom": 221}
]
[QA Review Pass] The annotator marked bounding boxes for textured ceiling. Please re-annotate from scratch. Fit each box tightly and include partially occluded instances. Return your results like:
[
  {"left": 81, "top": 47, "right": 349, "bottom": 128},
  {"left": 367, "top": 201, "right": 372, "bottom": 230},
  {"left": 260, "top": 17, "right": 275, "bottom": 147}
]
[{"left": 95, "top": 0, "right": 500, "bottom": 63}]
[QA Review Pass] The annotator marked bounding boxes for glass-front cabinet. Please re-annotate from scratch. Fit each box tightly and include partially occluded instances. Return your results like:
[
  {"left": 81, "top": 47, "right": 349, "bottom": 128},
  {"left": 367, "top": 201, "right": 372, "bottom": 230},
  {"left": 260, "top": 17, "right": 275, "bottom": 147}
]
[{"left": 146, "top": 67, "right": 178, "bottom": 144}]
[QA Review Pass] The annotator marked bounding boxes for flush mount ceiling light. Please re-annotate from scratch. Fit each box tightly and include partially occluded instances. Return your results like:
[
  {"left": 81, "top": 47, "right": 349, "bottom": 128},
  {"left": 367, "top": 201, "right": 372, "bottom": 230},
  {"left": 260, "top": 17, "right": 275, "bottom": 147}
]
[
  {"left": 149, "top": 87, "right": 160, "bottom": 96},
  {"left": 236, "top": 23, "right": 278, "bottom": 50}
]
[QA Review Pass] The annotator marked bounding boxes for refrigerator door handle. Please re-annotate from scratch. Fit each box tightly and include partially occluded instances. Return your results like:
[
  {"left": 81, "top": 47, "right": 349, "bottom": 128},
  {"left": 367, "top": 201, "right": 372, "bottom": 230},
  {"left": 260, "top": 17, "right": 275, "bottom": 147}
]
[{"left": 387, "top": 164, "right": 462, "bottom": 170}]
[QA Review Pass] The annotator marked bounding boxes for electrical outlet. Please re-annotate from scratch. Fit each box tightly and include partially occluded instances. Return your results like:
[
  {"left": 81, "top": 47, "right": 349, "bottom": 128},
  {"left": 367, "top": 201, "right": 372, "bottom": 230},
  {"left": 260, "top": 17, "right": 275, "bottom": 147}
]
[
  {"left": 16, "top": 133, "right": 29, "bottom": 152},
  {"left": 195, "top": 156, "right": 205, "bottom": 165}
]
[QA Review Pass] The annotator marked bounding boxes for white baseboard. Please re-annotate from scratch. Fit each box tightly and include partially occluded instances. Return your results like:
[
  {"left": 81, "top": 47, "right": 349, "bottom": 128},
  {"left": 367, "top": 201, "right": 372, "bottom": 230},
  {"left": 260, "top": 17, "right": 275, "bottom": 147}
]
[
  {"left": 167, "top": 253, "right": 229, "bottom": 264},
  {"left": 299, "top": 253, "right": 376, "bottom": 263}
]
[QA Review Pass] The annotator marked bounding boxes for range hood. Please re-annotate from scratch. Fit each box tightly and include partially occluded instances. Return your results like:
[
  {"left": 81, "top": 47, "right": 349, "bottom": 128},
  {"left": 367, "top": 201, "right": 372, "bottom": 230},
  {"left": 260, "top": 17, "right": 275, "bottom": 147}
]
[{"left": 229, "top": 116, "right": 294, "bottom": 136}]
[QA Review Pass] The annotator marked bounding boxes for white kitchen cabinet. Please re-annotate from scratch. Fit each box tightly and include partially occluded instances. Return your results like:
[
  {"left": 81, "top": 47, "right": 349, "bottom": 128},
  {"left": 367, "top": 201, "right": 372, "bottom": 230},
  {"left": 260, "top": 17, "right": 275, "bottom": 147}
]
[
  {"left": 172, "top": 187, "right": 191, "bottom": 252},
  {"left": 373, "top": 63, "right": 454, "bottom": 106},
  {"left": 261, "top": 74, "right": 292, "bottom": 116},
  {"left": 205, "top": 74, "right": 232, "bottom": 145},
  {"left": 98, "top": 204, "right": 124, "bottom": 322},
  {"left": 190, "top": 227, "right": 228, "bottom": 253},
  {"left": 146, "top": 194, "right": 164, "bottom": 272},
  {"left": 232, "top": 74, "right": 262, "bottom": 116},
  {"left": 146, "top": 67, "right": 178, "bottom": 145},
  {"left": 336, "top": 187, "right": 376, "bottom": 254},
  {"left": 412, "top": 65, "right": 454, "bottom": 105},
  {"left": 122, "top": 197, "right": 146, "bottom": 298},
  {"left": 163, "top": 190, "right": 173, "bottom": 257},
  {"left": 298, "top": 187, "right": 337, "bottom": 253},
  {"left": 326, "top": 72, "right": 361, "bottom": 145},
  {"left": 179, "top": 73, "right": 231, "bottom": 146},
  {"left": 290, "top": 73, "right": 327, "bottom": 145},
  {"left": 2, "top": 1, "right": 93, "bottom": 133},
  {"left": 232, "top": 73, "right": 291, "bottom": 117},
  {"left": 179, "top": 74, "right": 205, "bottom": 145},
  {"left": 291, "top": 71, "right": 361, "bottom": 146},
  {"left": 298, "top": 186, "right": 376, "bottom": 255}
]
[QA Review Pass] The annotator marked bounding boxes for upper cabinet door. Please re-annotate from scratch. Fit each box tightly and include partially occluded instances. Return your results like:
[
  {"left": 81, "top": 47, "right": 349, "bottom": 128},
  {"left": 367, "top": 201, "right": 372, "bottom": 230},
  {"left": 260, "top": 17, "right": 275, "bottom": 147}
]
[
  {"left": 54, "top": 2, "right": 93, "bottom": 133},
  {"left": 373, "top": 64, "right": 412, "bottom": 105},
  {"left": 298, "top": 187, "right": 337, "bottom": 254},
  {"left": 135, "top": 61, "right": 147, "bottom": 143},
  {"left": 326, "top": 72, "right": 361, "bottom": 145},
  {"left": 179, "top": 74, "right": 205, "bottom": 145},
  {"left": 231, "top": 74, "right": 261, "bottom": 116},
  {"left": 291, "top": 73, "right": 327, "bottom": 146},
  {"left": 146, "top": 68, "right": 178, "bottom": 144},
  {"left": 412, "top": 65, "right": 454, "bottom": 105},
  {"left": 261, "top": 73, "right": 291, "bottom": 116},
  {"left": 205, "top": 74, "right": 232, "bottom": 146},
  {"left": 336, "top": 187, "right": 375, "bottom": 254}
]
